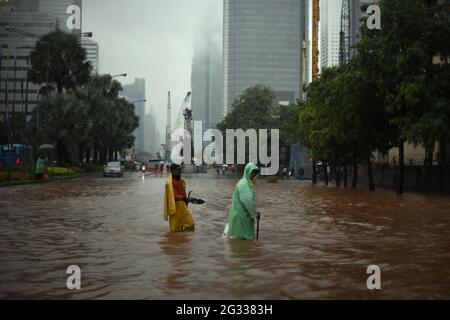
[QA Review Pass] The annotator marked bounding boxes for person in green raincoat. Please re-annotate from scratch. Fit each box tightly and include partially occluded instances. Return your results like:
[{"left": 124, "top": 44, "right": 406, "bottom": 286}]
[
  {"left": 35, "top": 155, "right": 48, "bottom": 180},
  {"left": 223, "top": 163, "right": 259, "bottom": 240}
]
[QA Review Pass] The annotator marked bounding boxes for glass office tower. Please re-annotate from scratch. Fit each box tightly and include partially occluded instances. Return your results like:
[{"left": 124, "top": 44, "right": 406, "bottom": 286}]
[{"left": 223, "top": 0, "right": 305, "bottom": 114}]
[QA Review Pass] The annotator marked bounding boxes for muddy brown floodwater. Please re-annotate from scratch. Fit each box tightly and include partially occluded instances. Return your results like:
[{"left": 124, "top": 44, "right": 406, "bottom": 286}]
[{"left": 0, "top": 173, "right": 449, "bottom": 299}]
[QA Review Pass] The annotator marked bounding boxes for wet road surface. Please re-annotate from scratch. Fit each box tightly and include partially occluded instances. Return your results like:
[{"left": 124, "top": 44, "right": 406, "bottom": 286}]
[{"left": 0, "top": 173, "right": 449, "bottom": 299}]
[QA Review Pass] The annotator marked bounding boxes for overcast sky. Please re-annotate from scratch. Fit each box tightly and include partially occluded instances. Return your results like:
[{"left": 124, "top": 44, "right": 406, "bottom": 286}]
[{"left": 83, "top": 0, "right": 223, "bottom": 136}]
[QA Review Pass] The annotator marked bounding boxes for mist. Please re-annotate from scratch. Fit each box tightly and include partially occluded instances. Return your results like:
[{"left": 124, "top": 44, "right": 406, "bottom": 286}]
[{"left": 82, "top": 0, "right": 223, "bottom": 138}]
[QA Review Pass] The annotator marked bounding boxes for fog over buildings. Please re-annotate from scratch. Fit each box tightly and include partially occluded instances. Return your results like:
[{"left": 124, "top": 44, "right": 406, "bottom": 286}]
[{"left": 83, "top": 0, "right": 223, "bottom": 144}]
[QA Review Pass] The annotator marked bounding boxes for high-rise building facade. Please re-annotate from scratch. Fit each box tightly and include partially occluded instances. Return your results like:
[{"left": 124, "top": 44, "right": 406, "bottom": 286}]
[
  {"left": 0, "top": 0, "right": 79, "bottom": 122},
  {"left": 223, "top": 0, "right": 306, "bottom": 113},
  {"left": 37, "top": 0, "right": 82, "bottom": 33},
  {"left": 191, "top": 36, "right": 223, "bottom": 130},
  {"left": 82, "top": 37, "right": 99, "bottom": 74},
  {"left": 304, "top": 0, "right": 312, "bottom": 88},
  {"left": 143, "top": 106, "right": 159, "bottom": 156},
  {"left": 320, "top": 0, "right": 342, "bottom": 69},
  {"left": 121, "top": 78, "right": 146, "bottom": 152},
  {"left": 1, "top": 0, "right": 85, "bottom": 125}
]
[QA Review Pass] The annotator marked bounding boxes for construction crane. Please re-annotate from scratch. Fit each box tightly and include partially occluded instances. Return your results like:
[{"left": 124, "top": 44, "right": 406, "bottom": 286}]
[
  {"left": 164, "top": 91, "right": 172, "bottom": 161},
  {"left": 174, "top": 91, "right": 192, "bottom": 134},
  {"left": 312, "top": 0, "right": 320, "bottom": 81},
  {"left": 161, "top": 91, "right": 192, "bottom": 163}
]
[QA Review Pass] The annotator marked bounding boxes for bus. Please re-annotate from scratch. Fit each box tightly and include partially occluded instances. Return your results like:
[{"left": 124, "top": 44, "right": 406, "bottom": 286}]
[{"left": 0, "top": 144, "right": 34, "bottom": 167}]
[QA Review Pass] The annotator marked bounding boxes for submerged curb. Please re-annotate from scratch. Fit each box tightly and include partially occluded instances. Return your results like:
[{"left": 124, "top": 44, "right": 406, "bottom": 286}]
[{"left": 0, "top": 173, "right": 101, "bottom": 188}]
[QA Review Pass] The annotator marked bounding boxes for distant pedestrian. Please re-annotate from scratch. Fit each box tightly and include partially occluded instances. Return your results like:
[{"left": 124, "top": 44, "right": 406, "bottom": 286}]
[
  {"left": 35, "top": 155, "right": 48, "bottom": 180},
  {"left": 299, "top": 167, "right": 305, "bottom": 181}
]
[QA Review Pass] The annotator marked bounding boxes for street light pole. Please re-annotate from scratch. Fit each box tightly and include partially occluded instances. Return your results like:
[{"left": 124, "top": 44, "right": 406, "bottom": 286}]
[
  {"left": 106, "top": 74, "right": 127, "bottom": 94},
  {"left": 130, "top": 99, "right": 147, "bottom": 104}
]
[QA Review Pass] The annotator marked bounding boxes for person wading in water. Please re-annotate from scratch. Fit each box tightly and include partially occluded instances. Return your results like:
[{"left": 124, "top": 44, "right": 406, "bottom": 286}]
[
  {"left": 163, "top": 164, "right": 195, "bottom": 232},
  {"left": 223, "top": 163, "right": 259, "bottom": 240}
]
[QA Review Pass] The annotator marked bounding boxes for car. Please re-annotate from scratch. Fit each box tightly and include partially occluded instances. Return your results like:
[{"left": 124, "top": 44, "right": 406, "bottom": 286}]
[{"left": 103, "top": 161, "right": 124, "bottom": 178}]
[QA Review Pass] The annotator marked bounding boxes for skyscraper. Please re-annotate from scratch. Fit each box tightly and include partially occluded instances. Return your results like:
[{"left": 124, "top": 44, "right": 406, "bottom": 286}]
[
  {"left": 191, "top": 35, "right": 223, "bottom": 130},
  {"left": 1, "top": 0, "right": 85, "bottom": 123},
  {"left": 320, "top": 0, "right": 343, "bottom": 69},
  {"left": 0, "top": 0, "right": 62, "bottom": 122},
  {"left": 122, "top": 78, "right": 146, "bottom": 152},
  {"left": 143, "top": 106, "right": 159, "bottom": 156},
  {"left": 223, "top": 0, "right": 306, "bottom": 113},
  {"left": 37, "top": 0, "right": 82, "bottom": 33},
  {"left": 82, "top": 37, "right": 99, "bottom": 74},
  {"left": 304, "top": 0, "right": 312, "bottom": 88}
]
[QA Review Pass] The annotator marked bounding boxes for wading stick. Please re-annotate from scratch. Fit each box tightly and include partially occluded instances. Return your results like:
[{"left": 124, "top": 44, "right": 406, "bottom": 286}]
[{"left": 256, "top": 212, "right": 261, "bottom": 240}]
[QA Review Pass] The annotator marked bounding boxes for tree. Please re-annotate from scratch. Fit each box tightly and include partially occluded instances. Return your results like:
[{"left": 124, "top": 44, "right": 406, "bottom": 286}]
[
  {"left": 29, "top": 94, "right": 89, "bottom": 166},
  {"left": 217, "top": 85, "right": 300, "bottom": 168},
  {"left": 357, "top": 0, "right": 450, "bottom": 194},
  {"left": 29, "top": 29, "right": 91, "bottom": 94},
  {"left": 217, "top": 85, "right": 277, "bottom": 132},
  {"left": 29, "top": 75, "right": 139, "bottom": 166},
  {"left": 299, "top": 0, "right": 450, "bottom": 194},
  {"left": 76, "top": 75, "right": 139, "bottom": 164}
]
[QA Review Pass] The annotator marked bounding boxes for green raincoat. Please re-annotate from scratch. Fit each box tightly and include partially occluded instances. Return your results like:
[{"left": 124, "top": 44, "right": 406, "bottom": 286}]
[
  {"left": 35, "top": 157, "right": 48, "bottom": 174},
  {"left": 225, "top": 163, "right": 259, "bottom": 240}
]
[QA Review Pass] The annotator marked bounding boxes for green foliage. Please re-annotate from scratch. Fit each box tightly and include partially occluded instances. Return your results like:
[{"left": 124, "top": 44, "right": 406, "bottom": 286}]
[
  {"left": 28, "top": 75, "right": 139, "bottom": 165},
  {"left": 217, "top": 85, "right": 277, "bottom": 131},
  {"left": 299, "top": 0, "right": 450, "bottom": 172},
  {"left": 29, "top": 29, "right": 92, "bottom": 93},
  {"left": 217, "top": 84, "right": 301, "bottom": 146}
]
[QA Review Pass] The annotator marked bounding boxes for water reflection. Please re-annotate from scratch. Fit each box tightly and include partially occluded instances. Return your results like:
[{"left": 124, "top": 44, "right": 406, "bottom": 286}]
[{"left": 159, "top": 232, "right": 193, "bottom": 291}]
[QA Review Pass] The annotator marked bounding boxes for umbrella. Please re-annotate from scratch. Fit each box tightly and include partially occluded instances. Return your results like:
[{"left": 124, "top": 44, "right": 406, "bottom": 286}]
[{"left": 39, "top": 144, "right": 55, "bottom": 150}]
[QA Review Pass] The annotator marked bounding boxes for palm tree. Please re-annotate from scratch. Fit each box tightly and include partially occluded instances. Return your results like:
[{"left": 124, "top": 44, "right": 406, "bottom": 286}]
[{"left": 29, "top": 29, "right": 91, "bottom": 94}]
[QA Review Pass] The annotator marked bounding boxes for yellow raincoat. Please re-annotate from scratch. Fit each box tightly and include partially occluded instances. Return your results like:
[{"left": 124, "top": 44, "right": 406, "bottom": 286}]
[{"left": 163, "top": 176, "right": 195, "bottom": 232}]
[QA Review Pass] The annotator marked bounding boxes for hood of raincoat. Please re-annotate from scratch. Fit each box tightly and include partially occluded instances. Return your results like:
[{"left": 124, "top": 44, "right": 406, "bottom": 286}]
[{"left": 243, "top": 163, "right": 259, "bottom": 181}]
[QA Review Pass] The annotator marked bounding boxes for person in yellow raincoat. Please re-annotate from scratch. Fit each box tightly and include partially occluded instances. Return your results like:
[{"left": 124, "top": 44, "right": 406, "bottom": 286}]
[{"left": 163, "top": 164, "right": 195, "bottom": 232}]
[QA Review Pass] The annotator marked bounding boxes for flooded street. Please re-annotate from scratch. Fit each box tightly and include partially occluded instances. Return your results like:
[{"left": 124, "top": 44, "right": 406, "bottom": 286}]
[{"left": 1, "top": 173, "right": 450, "bottom": 299}]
